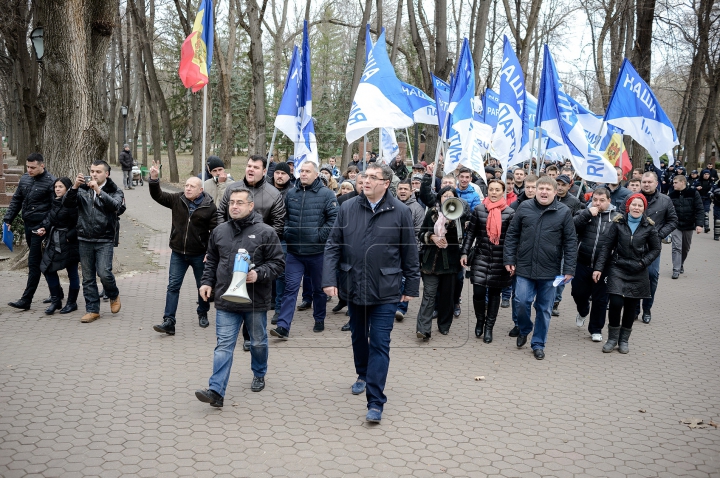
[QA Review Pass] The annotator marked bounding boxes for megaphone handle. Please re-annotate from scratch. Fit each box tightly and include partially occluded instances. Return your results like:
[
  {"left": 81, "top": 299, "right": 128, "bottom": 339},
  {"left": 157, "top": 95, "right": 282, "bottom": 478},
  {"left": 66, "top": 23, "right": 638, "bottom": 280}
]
[{"left": 455, "top": 219, "right": 463, "bottom": 236}]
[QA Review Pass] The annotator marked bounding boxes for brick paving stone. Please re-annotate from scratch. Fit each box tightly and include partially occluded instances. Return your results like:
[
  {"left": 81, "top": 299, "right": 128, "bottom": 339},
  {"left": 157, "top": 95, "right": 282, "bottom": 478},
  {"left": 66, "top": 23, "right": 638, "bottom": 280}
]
[{"left": 1, "top": 186, "right": 719, "bottom": 476}]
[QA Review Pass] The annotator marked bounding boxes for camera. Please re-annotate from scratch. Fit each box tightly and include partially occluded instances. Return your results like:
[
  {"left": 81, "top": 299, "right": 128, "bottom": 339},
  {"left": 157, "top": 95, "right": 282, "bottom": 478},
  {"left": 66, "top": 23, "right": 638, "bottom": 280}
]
[{"left": 84, "top": 176, "right": 92, "bottom": 183}]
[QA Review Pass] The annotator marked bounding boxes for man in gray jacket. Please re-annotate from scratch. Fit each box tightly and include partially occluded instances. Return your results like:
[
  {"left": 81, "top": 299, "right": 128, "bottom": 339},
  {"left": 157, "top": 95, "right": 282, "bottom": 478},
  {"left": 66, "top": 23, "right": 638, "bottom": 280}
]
[
  {"left": 195, "top": 189, "right": 284, "bottom": 407},
  {"left": 394, "top": 179, "right": 424, "bottom": 321}
]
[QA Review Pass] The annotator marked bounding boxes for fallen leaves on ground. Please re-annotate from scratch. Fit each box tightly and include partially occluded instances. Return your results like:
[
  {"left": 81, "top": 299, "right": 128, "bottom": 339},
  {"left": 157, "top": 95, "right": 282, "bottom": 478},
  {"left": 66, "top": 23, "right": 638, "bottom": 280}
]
[
  {"left": 681, "top": 418, "right": 709, "bottom": 429},
  {"left": 474, "top": 376, "right": 485, "bottom": 381}
]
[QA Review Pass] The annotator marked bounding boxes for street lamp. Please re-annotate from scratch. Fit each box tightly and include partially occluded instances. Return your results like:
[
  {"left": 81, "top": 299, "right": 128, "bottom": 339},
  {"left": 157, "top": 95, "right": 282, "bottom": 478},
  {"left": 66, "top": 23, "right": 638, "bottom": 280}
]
[
  {"left": 120, "top": 106, "right": 128, "bottom": 145},
  {"left": 30, "top": 27, "right": 44, "bottom": 62}
]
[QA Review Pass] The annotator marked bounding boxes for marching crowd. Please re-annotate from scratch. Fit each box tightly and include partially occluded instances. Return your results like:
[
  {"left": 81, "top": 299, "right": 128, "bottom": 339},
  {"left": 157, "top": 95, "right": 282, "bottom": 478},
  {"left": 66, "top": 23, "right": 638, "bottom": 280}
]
[{"left": 3, "top": 150, "right": 718, "bottom": 423}]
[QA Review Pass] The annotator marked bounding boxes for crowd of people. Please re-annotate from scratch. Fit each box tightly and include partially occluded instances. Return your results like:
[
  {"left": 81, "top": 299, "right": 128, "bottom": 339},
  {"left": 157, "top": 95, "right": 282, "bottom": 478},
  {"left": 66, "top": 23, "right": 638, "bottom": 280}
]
[{"left": 3, "top": 150, "right": 718, "bottom": 424}]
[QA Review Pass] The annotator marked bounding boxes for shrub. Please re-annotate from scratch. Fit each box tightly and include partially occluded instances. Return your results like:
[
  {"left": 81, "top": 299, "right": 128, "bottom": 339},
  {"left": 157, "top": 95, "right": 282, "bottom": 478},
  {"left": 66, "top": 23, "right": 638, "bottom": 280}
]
[{"left": 0, "top": 207, "right": 25, "bottom": 247}]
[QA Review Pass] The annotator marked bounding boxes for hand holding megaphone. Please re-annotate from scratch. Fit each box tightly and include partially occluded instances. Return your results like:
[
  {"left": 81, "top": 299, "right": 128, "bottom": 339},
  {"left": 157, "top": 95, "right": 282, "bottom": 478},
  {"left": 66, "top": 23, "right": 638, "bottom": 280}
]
[{"left": 222, "top": 249, "right": 255, "bottom": 304}]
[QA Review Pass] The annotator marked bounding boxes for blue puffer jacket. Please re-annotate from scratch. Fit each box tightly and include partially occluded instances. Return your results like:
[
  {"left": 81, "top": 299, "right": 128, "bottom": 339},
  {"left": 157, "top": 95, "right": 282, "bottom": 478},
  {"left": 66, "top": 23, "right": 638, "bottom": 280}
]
[
  {"left": 456, "top": 185, "right": 481, "bottom": 211},
  {"left": 284, "top": 178, "right": 339, "bottom": 256}
]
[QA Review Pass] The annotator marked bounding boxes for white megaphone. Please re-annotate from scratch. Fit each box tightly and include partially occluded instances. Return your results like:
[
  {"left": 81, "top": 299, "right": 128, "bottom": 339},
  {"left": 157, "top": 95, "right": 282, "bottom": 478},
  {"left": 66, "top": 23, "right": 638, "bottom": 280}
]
[
  {"left": 441, "top": 197, "right": 465, "bottom": 221},
  {"left": 222, "top": 248, "right": 253, "bottom": 304}
]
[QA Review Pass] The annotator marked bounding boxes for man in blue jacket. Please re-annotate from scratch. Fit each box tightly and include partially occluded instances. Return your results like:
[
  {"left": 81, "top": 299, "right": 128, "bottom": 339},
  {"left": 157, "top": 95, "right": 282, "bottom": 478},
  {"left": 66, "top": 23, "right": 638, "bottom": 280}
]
[
  {"left": 322, "top": 163, "right": 420, "bottom": 423},
  {"left": 270, "top": 161, "right": 338, "bottom": 338}
]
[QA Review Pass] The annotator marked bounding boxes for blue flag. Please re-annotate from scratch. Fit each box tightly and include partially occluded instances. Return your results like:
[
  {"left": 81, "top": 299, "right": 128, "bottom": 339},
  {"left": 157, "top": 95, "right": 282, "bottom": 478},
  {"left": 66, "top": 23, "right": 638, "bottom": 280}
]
[
  {"left": 2, "top": 222, "right": 13, "bottom": 252},
  {"left": 537, "top": 45, "right": 616, "bottom": 183},
  {"left": 483, "top": 88, "right": 500, "bottom": 129},
  {"left": 491, "top": 36, "right": 528, "bottom": 171},
  {"left": 294, "top": 21, "right": 318, "bottom": 166},
  {"left": 346, "top": 30, "right": 414, "bottom": 144},
  {"left": 445, "top": 38, "right": 474, "bottom": 173},
  {"left": 400, "top": 82, "right": 438, "bottom": 125},
  {"left": 432, "top": 74, "right": 451, "bottom": 137},
  {"left": 274, "top": 46, "right": 301, "bottom": 141},
  {"left": 604, "top": 58, "right": 678, "bottom": 167}
]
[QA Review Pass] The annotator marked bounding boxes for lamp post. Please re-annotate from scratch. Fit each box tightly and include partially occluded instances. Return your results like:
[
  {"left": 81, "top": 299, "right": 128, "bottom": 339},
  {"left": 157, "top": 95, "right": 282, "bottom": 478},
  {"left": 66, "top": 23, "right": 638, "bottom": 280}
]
[
  {"left": 120, "top": 106, "right": 128, "bottom": 145},
  {"left": 30, "top": 27, "right": 44, "bottom": 62}
]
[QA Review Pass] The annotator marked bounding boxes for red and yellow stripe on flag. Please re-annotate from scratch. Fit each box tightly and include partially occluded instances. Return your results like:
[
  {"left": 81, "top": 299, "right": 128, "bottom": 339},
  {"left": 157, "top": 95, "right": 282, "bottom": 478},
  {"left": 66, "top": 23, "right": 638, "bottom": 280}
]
[
  {"left": 603, "top": 133, "right": 632, "bottom": 179},
  {"left": 179, "top": 0, "right": 214, "bottom": 93}
]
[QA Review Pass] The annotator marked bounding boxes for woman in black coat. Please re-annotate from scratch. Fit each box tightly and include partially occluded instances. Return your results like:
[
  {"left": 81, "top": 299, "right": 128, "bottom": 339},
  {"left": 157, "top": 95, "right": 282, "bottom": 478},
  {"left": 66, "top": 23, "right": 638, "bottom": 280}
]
[
  {"left": 594, "top": 193, "right": 661, "bottom": 354},
  {"left": 415, "top": 187, "right": 462, "bottom": 340},
  {"left": 460, "top": 179, "right": 515, "bottom": 343},
  {"left": 37, "top": 177, "right": 81, "bottom": 315}
]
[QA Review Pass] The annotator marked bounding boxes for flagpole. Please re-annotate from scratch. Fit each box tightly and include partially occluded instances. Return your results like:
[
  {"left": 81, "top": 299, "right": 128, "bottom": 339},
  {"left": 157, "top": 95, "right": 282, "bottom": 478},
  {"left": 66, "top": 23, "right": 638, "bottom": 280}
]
[
  {"left": 406, "top": 128, "right": 414, "bottom": 163},
  {"left": 267, "top": 127, "right": 278, "bottom": 164},
  {"left": 363, "top": 134, "right": 368, "bottom": 170},
  {"left": 201, "top": 85, "right": 208, "bottom": 183}
]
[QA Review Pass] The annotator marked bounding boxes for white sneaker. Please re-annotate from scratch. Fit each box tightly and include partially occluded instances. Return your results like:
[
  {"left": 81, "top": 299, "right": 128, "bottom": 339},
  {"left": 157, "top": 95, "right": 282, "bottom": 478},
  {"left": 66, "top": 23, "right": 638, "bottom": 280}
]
[
  {"left": 576, "top": 313, "right": 587, "bottom": 327},
  {"left": 591, "top": 333, "right": 602, "bottom": 342}
]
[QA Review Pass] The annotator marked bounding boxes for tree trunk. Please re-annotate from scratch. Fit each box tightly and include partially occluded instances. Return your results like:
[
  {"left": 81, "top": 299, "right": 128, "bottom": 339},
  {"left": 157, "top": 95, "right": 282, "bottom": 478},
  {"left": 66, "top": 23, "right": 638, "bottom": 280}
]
[
  {"left": 390, "top": 0, "right": 403, "bottom": 65},
  {"left": 239, "top": 0, "right": 268, "bottom": 157},
  {"left": 340, "top": 0, "right": 373, "bottom": 166},
  {"left": 37, "top": 0, "right": 116, "bottom": 178},
  {"left": 107, "top": 32, "right": 118, "bottom": 165},
  {"left": 130, "top": 0, "right": 179, "bottom": 182},
  {"left": 214, "top": 0, "right": 237, "bottom": 167},
  {"left": 472, "top": 0, "right": 491, "bottom": 90}
]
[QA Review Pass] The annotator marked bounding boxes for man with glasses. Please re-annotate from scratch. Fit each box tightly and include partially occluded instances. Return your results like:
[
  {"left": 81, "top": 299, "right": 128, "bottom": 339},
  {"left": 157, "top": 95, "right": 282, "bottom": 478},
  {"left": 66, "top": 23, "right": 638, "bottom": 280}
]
[{"left": 323, "top": 163, "right": 420, "bottom": 423}]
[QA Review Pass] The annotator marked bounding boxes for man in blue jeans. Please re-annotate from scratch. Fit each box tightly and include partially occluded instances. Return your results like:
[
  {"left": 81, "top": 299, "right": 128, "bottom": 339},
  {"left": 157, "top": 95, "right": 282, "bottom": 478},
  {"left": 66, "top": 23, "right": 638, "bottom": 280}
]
[
  {"left": 195, "top": 190, "right": 284, "bottom": 407},
  {"left": 323, "top": 163, "right": 420, "bottom": 423},
  {"left": 503, "top": 176, "right": 577, "bottom": 360},
  {"left": 148, "top": 161, "right": 217, "bottom": 334},
  {"left": 65, "top": 160, "right": 126, "bottom": 323},
  {"left": 270, "top": 161, "right": 338, "bottom": 338}
]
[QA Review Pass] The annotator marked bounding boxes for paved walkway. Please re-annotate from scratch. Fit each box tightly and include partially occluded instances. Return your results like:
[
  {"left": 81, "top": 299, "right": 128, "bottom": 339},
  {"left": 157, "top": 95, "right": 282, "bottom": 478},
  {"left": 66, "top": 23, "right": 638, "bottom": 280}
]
[{"left": 1, "top": 186, "right": 719, "bottom": 477}]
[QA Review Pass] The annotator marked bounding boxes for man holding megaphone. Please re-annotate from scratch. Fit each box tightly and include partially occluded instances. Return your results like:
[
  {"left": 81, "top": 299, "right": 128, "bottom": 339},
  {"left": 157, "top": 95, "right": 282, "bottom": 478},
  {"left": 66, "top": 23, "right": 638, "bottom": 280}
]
[{"left": 195, "top": 189, "right": 284, "bottom": 407}]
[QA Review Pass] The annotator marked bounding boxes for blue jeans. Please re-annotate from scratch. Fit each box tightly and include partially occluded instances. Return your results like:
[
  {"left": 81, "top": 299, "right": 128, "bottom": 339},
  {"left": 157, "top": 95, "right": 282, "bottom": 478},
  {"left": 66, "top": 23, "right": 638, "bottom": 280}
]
[
  {"left": 510, "top": 276, "right": 519, "bottom": 326},
  {"left": 209, "top": 309, "right": 268, "bottom": 396},
  {"left": 79, "top": 241, "right": 118, "bottom": 313},
  {"left": 396, "top": 277, "right": 408, "bottom": 314},
  {"left": 348, "top": 302, "right": 396, "bottom": 411},
  {"left": 274, "top": 242, "right": 287, "bottom": 311},
  {"left": 514, "top": 276, "right": 556, "bottom": 350},
  {"left": 276, "top": 252, "right": 326, "bottom": 330},
  {"left": 639, "top": 252, "right": 661, "bottom": 312},
  {"left": 163, "top": 251, "right": 209, "bottom": 323}
]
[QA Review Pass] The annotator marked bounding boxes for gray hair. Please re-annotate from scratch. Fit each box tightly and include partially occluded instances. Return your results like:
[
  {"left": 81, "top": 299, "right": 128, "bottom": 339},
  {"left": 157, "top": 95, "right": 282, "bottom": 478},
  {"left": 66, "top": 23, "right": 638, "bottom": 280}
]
[{"left": 299, "top": 161, "right": 319, "bottom": 173}]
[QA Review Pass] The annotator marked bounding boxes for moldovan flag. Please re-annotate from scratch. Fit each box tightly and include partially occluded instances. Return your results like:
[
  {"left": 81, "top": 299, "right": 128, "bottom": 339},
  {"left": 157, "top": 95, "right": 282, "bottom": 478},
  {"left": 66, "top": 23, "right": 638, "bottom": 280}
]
[
  {"left": 179, "top": 0, "right": 214, "bottom": 92},
  {"left": 604, "top": 133, "right": 632, "bottom": 178}
]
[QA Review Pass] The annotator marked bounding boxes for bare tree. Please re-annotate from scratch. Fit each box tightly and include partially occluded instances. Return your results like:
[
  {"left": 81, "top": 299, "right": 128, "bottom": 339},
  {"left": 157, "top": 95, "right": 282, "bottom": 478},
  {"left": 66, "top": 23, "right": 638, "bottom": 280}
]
[
  {"left": 238, "top": 0, "right": 269, "bottom": 156},
  {"left": 502, "top": 0, "right": 544, "bottom": 73},
  {"left": 215, "top": 0, "right": 238, "bottom": 167}
]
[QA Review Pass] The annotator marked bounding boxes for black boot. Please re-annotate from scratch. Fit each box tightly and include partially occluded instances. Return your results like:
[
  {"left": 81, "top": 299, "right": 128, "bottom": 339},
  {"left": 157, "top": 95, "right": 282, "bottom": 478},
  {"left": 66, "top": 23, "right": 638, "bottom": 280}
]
[
  {"left": 472, "top": 296, "right": 486, "bottom": 338},
  {"left": 44, "top": 285, "right": 64, "bottom": 315},
  {"left": 704, "top": 213, "right": 710, "bottom": 233},
  {"left": 484, "top": 295, "right": 501, "bottom": 344},
  {"left": 714, "top": 218, "right": 720, "bottom": 241},
  {"left": 59, "top": 288, "right": 80, "bottom": 314}
]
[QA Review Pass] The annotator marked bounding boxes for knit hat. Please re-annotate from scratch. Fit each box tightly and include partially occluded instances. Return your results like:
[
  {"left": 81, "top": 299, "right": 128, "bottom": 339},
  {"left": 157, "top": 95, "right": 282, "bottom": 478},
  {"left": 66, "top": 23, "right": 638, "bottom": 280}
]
[
  {"left": 625, "top": 193, "right": 647, "bottom": 214},
  {"left": 274, "top": 162, "right": 291, "bottom": 176},
  {"left": 411, "top": 174, "right": 424, "bottom": 181},
  {"left": 320, "top": 164, "right": 333, "bottom": 174},
  {"left": 207, "top": 156, "right": 224, "bottom": 171},
  {"left": 485, "top": 166, "right": 496, "bottom": 176}
]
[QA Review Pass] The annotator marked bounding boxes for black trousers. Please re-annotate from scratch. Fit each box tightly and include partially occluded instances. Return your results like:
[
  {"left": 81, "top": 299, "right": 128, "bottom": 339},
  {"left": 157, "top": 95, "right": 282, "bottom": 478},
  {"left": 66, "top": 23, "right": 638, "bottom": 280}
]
[
  {"left": 472, "top": 285, "right": 502, "bottom": 318},
  {"left": 21, "top": 227, "right": 45, "bottom": 302},
  {"left": 571, "top": 263, "right": 609, "bottom": 334},
  {"left": 608, "top": 294, "right": 639, "bottom": 329}
]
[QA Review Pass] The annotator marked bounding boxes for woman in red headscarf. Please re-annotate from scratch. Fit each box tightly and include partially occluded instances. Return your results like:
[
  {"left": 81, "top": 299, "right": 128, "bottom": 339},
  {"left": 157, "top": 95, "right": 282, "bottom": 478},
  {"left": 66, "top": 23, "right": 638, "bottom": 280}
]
[
  {"left": 593, "top": 193, "right": 661, "bottom": 354},
  {"left": 460, "top": 179, "right": 515, "bottom": 343}
]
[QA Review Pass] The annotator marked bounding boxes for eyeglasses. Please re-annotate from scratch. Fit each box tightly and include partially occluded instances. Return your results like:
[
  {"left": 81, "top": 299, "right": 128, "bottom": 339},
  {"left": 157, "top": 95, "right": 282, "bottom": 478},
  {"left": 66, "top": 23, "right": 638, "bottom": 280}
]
[
  {"left": 365, "top": 175, "right": 388, "bottom": 182},
  {"left": 229, "top": 201, "right": 251, "bottom": 206}
]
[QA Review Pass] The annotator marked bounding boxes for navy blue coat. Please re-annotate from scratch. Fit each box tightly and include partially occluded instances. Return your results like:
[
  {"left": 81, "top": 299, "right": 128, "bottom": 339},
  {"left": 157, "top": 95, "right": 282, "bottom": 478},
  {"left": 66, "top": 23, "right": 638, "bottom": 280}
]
[
  {"left": 322, "top": 191, "right": 420, "bottom": 305},
  {"left": 283, "top": 178, "right": 338, "bottom": 256}
]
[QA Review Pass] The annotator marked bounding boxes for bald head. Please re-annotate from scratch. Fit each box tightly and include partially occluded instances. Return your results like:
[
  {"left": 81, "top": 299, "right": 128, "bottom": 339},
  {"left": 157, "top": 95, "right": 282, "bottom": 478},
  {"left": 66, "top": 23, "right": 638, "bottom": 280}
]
[{"left": 184, "top": 176, "right": 203, "bottom": 200}]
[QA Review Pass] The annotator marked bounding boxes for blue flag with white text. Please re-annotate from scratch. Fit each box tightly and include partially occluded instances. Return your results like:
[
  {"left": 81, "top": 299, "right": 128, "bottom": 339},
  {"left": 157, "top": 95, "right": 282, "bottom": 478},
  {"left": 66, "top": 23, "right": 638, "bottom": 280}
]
[
  {"left": 490, "top": 36, "right": 528, "bottom": 171},
  {"left": 483, "top": 88, "right": 500, "bottom": 129},
  {"left": 400, "top": 82, "right": 438, "bottom": 125},
  {"left": 432, "top": 74, "right": 451, "bottom": 137},
  {"left": 294, "top": 21, "right": 318, "bottom": 166},
  {"left": 604, "top": 58, "right": 678, "bottom": 168},
  {"left": 274, "top": 46, "right": 300, "bottom": 141},
  {"left": 537, "top": 45, "right": 616, "bottom": 183},
  {"left": 346, "top": 30, "right": 414, "bottom": 144}
]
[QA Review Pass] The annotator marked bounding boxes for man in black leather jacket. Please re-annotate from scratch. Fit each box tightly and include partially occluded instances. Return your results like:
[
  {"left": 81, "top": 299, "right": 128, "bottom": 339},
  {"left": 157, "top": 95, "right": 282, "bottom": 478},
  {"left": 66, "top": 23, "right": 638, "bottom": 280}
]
[
  {"left": 4, "top": 153, "right": 56, "bottom": 310},
  {"left": 65, "top": 160, "right": 126, "bottom": 323}
]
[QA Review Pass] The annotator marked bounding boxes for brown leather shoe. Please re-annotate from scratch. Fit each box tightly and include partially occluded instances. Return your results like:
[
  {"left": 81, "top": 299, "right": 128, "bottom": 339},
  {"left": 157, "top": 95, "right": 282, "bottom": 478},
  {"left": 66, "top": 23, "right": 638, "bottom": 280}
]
[
  {"left": 110, "top": 296, "right": 121, "bottom": 313},
  {"left": 81, "top": 313, "right": 100, "bottom": 323}
]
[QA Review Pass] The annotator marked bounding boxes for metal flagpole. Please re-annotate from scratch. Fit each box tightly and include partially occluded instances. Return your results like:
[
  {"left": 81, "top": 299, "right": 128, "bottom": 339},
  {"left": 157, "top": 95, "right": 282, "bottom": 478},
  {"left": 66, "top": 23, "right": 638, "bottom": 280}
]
[
  {"left": 406, "top": 128, "right": 414, "bottom": 163},
  {"left": 267, "top": 127, "right": 278, "bottom": 163},
  {"left": 201, "top": 86, "right": 208, "bottom": 183},
  {"left": 362, "top": 134, "right": 368, "bottom": 170}
]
